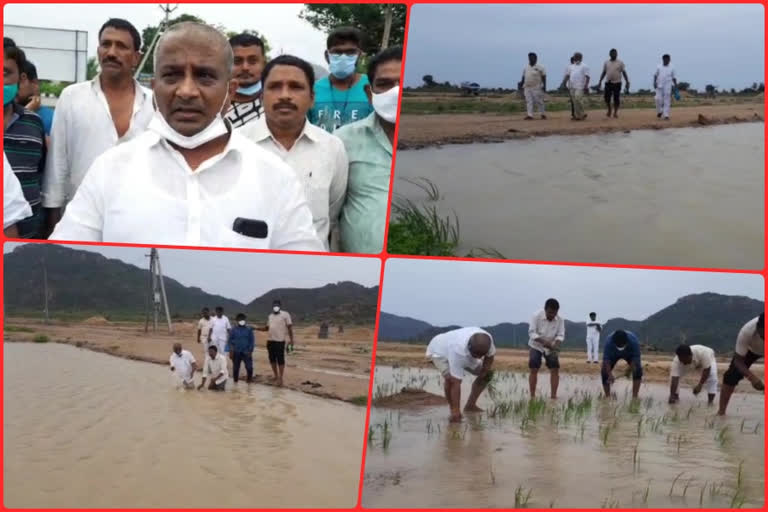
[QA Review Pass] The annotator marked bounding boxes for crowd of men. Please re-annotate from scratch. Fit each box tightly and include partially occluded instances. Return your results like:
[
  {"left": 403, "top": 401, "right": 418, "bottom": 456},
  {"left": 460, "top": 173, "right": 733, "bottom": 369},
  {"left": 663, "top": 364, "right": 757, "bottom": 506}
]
[
  {"left": 3, "top": 19, "right": 401, "bottom": 254},
  {"left": 425, "top": 299, "right": 764, "bottom": 422},
  {"left": 518, "top": 49, "right": 678, "bottom": 121},
  {"left": 169, "top": 299, "right": 295, "bottom": 391}
]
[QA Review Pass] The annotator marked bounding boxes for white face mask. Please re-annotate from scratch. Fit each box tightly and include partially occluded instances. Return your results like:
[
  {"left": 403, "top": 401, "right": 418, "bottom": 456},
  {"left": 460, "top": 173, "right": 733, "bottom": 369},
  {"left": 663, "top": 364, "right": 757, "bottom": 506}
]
[
  {"left": 615, "top": 344, "right": 626, "bottom": 351},
  {"left": 371, "top": 86, "right": 400, "bottom": 124},
  {"left": 238, "top": 320, "right": 246, "bottom": 326},
  {"left": 272, "top": 306, "right": 280, "bottom": 313},
  {"left": 148, "top": 94, "right": 229, "bottom": 149}
]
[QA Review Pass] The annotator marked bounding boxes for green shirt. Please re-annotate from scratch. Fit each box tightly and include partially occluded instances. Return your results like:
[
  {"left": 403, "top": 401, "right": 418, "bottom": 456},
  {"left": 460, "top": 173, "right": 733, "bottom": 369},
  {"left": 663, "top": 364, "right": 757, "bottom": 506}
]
[{"left": 335, "top": 112, "right": 393, "bottom": 254}]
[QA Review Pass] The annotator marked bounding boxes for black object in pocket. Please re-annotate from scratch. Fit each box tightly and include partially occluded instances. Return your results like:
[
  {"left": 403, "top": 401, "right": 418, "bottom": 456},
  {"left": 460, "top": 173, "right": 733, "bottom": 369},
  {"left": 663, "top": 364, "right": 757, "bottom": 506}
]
[{"left": 232, "top": 218, "right": 269, "bottom": 239}]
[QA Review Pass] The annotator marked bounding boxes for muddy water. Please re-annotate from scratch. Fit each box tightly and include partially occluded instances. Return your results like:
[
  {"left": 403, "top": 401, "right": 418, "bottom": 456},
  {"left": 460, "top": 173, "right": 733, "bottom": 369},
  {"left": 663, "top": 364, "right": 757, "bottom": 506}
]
[
  {"left": 363, "top": 366, "right": 764, "bottom": 508},
  {"left": 393, "top": 123, "right": 764, "bottom": 269},
  {"left": 3, "top": 343, "right": 364, "bottom": 508}
]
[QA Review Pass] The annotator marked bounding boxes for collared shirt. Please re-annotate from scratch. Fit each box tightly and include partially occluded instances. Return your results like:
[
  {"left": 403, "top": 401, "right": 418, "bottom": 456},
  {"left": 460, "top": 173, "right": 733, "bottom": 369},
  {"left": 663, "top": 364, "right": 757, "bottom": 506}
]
[
  {"left": 210, "top": 315, "right": 231, "bottom": 342},
  {"left": 202, "top": 353, "right": 229, "bottom": 384},
  {"left": 4, "top": 103, "right": 46, "bottom": 238},
  {"left": 566, "top": 63, "right": 590, "bottom": 89},
  {"left": 603, "top": 330, "right": 642, "bottom": 362},
  {"left": 426, "top": 327, "right": 496, "bottom": 380},
  {"left": 228, "top": 325, "right": 255, "bottom": 353},
  {"left": 42, "top": 75, "right": 154, "bottom": 208},
  {"left": 225, "top": 96, "right": 263, "bottom": 129},
  {"left": 267, "top": 311, "right": 292, "bottom": 341},
  {"left": 4, "top": 152, "right": 32, "bottom": 229},
  {"left": 309, "top": 75, "right": 374, "bottom": 134},
  {"left": 49, "top": 129, "right": 325, "bottom": 251},
  {"left": 586, "top": 317, "right": 602, "bottom": 338},
  {"left": 523, "top": 64, "right": 546, "bottom": 89},
  {"left": 654, "top": 64, "right": 677, "bottom": 88},
  {"left": 169, "top": 349, "right": 197, "bottom": 383},
  {"left": 197, "top": 317, "right": 214, "bottom": 344},
  {"left": 670, "top": 344, "right": 715, "bottom": 378},
  {"left": 335, "top": 113, "right": 392, "bottom": 254},
  {"left": 238, "top": 117, "right": 349, "bottom": 250},
  {"left": 603, "top": 59, "right": 626, "bottom": 84},
  {"left": 528, "top": 309, "right": 566, "bottom": 354},
  {"left": 736, "top": 316, "right": 764, "bottom": 356}
]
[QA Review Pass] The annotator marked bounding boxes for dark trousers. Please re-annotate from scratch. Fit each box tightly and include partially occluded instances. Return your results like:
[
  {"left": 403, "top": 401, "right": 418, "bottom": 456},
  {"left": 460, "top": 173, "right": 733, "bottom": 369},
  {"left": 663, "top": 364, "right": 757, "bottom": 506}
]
[
  {"left": 604, "top": 82, "right": 621, "bottom": 107},
  {"left": 232, "top": 351, "right": 253, "bottom": 382}
]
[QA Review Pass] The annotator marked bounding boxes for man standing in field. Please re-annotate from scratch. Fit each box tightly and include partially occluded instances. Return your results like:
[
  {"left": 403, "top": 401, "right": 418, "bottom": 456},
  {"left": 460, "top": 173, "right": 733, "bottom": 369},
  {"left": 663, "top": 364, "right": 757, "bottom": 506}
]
[
  {"left": 169, "top": 342, "right": 197, "bottom": 389},
  {"left": 585, "top": 311, "right": 602, "bottom": 364},
  {"left": 520, "top": 52, "right": 547, "bottom": 120},
  {"left": 197, "top": 307, "right": 214, "bottom": 350},
  {"left": 425, "top": 327, "right": 496, "bottom": 423},
  {"left": 669, "top": 344, "right": 718, "bottom": 405},
  {"left": 528, "top": 298, "right": 565, "bottom": 399},
  {"left": 257, "top": 300, "right": 294, "bottom": 386},
  {"left": 562, "top": 52, "right": 590, "bottom": 120},
  {"left": 228, "top": 313, "right": 255, "bottom": 384},
  {"left": 565, "top": 56, "right": 576, "bottom": 119},
  {"left": 601, "top": 329, "right": 643, "bottom": 399},
  {"left": 210, "top": 307, "right": 232, "bottom": 356},
  {"left": 597, "top": 48, "right": 630, "bottom": 118},
  {"left": 653, "top": 54, "right": 677, "bottom": 120},
  {"left": 718, "top": 313, "right": 764, "bottom": 416}
]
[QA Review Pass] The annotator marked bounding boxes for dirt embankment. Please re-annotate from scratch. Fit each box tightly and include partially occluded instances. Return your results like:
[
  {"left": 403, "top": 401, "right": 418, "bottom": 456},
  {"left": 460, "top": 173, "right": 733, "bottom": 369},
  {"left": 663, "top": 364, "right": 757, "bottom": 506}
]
[
  {"left": 397, "top": 104, "right": 764, "bottom": 149},
  {"left": 4, "top": 318, "right": 374, "bottom": 404}
]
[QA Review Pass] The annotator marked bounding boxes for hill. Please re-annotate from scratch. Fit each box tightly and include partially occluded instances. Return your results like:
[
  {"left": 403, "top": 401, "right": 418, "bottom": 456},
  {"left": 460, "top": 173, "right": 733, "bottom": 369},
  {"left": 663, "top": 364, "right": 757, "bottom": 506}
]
[
  {"left": 4, "top": 244, "right": 378, "bottom": 324},
  {"left": 378, "top": 293, "right": 763, "bottom": 353}
]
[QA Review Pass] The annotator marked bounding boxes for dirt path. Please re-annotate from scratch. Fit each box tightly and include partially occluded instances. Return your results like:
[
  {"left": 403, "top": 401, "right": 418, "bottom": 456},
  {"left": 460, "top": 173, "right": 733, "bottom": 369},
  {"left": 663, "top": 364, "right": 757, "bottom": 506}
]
[
  {"left": 4, "top": 318, "right": 374, "bottom": 404},
  {"left": 397, "top": 104, "right": 764, "bottom": 149}
]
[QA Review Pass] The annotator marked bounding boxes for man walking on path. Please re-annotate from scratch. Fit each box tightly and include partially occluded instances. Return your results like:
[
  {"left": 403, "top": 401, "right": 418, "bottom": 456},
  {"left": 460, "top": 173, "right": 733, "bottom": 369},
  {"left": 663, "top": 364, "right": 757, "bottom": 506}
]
[
  {"left": 654, "top": 54, "right": 677, "bottom": 120},
  {"left": 520, "top": 52, "right": 547, "bottom": 120},
  {"left": 597, "top": 48, "right": 630, "bottom": 118},
  {"left": 562, "top": 53, "right": 590, "bottom": 120}
]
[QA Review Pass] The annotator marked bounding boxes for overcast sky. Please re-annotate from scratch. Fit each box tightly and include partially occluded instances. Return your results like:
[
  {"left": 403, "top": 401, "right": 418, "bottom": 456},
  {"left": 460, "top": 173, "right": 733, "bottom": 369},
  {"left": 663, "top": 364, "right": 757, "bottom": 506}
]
[
  {"left": 4, "top": 243, "right": 381, "bottom": 304},
  {"left": 405, "top": 4, "right": 765, "bottom": 90},
  {"left": 381, "top": 259, "right": 764, "bottom": 326},
  {"left": 4, "top": 3, "right": 331, "bottom": 68}
]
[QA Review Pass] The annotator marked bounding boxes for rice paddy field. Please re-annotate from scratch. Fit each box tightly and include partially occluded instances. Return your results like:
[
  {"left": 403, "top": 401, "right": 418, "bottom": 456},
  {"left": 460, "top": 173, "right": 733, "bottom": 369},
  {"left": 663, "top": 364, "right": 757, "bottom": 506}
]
[{"left": 362, "top": 366, "right": 764, "bottom": 508}]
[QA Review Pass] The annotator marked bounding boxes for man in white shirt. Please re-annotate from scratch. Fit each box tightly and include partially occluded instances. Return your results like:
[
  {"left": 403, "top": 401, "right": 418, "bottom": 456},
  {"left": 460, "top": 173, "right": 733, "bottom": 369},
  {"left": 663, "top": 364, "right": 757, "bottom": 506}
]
[
  {"left": 669, "top": 344, "right": 718, "bottom": 405},
  {"left": 3, "top": 152, "right": 32, "bottom": 237},
  {"left": 196, "top": 307, "right": 214, "bottom": 352},
  {"left": 198, "top": 345, "right": 229, "bottom": 391},
  {"left": 520, "top": 52, "right": 547, "bottom": 120},
  {"left": 239, "top": 55, "right": 348, "bottom": 251},
  {"left": 169, "top": 342, "right": 198, "bottom": 389},
  {"left": 42, "top": 18, "right": 154, "bottom": 227},
  {"left": 719, "top": 313, "right": 764, "bottom": 415},
  {"left": 256, "top": 299, "right": 294, "bottom": 386},
  {"left": 585, "top": 311, "right": 602, "bottom": 364},
  {"left": 653, "top": 54, "right": 678, "bottom": 120},
  {"left": 210, "top": 306, "right": 232, "bottom": 356},
  {"left": 562, "top": 52, "right": 590, "bottom": 121},
  {"left": 49, "top": 22, "right": 324, "bottom": 252},
  {"left": 528, "top": 298, "right": 565, "bottom": 399},
  {"left": 426, "top": 327, "right": 496, "bottom": 423}
]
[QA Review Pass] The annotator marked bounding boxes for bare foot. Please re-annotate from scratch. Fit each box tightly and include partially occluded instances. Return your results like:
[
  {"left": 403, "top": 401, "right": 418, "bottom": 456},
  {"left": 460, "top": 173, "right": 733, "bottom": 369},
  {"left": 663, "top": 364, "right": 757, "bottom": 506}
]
[
  {"left": 277, "top": 378, "right": 284, "bottom": 387},
  {"left": 464, "top": 404, "right": 483, "bottom": 413},
  {"left": 449, "top": 413, "right": 463, "bottom": 423}
]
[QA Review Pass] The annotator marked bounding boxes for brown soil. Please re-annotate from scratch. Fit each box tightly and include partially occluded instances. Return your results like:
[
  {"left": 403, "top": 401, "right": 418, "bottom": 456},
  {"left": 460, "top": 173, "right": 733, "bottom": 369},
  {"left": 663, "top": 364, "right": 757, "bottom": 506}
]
[
  {"left": 82, "top": 316, "right": 111, "bottom": 325},
  {"left": 4, "top": 318, "right": 374, "bottom": 404},
  {"left": 397, "top": 104, "right": 764, "bottom": 149},
  {"left": 372, "top": 387, "right": 446, "bottom": 408}
]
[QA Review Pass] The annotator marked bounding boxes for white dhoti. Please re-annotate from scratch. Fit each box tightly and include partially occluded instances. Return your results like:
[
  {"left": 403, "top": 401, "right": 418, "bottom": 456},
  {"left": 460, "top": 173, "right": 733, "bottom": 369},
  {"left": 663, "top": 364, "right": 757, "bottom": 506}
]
[
  {"left": 212, "top": 337, "right": 228, "bottom": 356},
  {"left": 586, "top": 334, "right": 600, "bottom": 363},
  {"left": 655, "top": 85, "right": 672, "bottom": 118},
  {"left": 703, "top": 362, "right": 719, "bottom": 395},
  {"left": 524, "top": 87, "right": 546, "bottom": 117}
]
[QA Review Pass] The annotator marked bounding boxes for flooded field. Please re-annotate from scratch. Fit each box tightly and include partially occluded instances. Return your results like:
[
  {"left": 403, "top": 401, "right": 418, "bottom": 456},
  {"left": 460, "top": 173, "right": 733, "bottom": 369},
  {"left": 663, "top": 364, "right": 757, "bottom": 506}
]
[
  {"left": 393, "top": 123, "right": 764, "bottom": 269},
  {"left": 363, "top": 366, "right": 764, "bottom": 508},
  {"left": 3, "top": 343, "right": 364, "bottom": 508}
]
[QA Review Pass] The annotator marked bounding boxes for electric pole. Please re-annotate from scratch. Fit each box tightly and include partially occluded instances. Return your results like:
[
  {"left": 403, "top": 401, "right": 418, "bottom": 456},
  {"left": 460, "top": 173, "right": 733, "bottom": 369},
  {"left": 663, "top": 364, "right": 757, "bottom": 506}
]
[
  {"left": 135, "top": 3, "right": 178, "bottom": 79},
  {"left": 144, "top": 248, "right": 173, "bottom": 334}
]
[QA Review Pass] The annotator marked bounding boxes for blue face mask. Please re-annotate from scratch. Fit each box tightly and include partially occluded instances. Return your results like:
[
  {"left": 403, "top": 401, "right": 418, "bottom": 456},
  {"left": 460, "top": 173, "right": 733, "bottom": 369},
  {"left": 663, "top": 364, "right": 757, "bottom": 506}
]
[
  {"left": 329, "top": 54, "right": 358, "bottom": 79},
  {"left": 4, "top": 83, "right": 18, "bottom": 106},
  {"left": 237, "top": 82, "right": 262, "bottom": 96}
]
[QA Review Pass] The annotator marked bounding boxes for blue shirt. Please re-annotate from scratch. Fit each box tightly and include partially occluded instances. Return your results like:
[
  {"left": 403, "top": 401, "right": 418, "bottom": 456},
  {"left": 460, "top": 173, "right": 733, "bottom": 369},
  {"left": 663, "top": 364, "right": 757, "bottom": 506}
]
[
  {"left": 603, "top": 330, "right": 641, "bottom": 362},
  {"left": 37, "top": 106, "right": 54, "bottom": 136},
  {"left": 228, "top": 325, "right": 255, "bottom": 353},
  {"left": 309, "top": 75, "right": 374, "bottom": 134}
]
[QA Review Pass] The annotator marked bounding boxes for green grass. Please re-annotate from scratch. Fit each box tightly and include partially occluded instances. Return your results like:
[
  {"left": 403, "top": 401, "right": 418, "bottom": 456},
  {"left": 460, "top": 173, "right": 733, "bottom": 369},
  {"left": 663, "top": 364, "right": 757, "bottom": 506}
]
[
  {"left": 514, "top": 485, "right": 532, "bottom": 507},
  {"left": 33, "top": 334, "right": 50, "bottom": 343},
  {"left": 4, "top": 325, "right": 35, "bottom": 333},
  {"left": 348, "top": 395, "right": 369, "bottom": 406},
  {"left": 387, "top": 198, "right": 460, "bottom": 256}
]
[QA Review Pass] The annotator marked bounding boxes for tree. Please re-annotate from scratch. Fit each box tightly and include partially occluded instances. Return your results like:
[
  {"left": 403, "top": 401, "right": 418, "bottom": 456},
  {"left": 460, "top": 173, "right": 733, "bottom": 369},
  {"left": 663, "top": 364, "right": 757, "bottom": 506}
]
[
  {"left": 676, "top": 81, "right": 690, "bottom": 91},
  {"left": 86, "top": 57, "right": 99, "bottom": 80},
  {"left": 299, "top": 4, "right": 407, "bottom": 56},
  {"left": 705, "top": 84, "right": 717, "bottom": 97},
  {"left": 138, "top": 13, "right": 205, "bottom": 74},
  {"left": 422, "top": 74, "right": 436, "bottom": 88},
  {"left": 225, "top": 29, "right": 272, "bottom": 58}
]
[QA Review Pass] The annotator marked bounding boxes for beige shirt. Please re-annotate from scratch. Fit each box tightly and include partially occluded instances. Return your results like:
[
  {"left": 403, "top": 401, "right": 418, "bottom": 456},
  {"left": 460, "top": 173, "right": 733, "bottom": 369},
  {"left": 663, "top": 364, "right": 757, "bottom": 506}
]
[
  {"left": 670, "top": 345, "right": 716, "bottom": 378},
  {"left": 268, "top": 311, "right": 293, "bottom": 341},
  {"left": 523, "top": 64, "right": 546, "bottom": 89},
  {"left": 736, "top": 316, "right": 764, "bottom": 356},
  {"left": 528, "top": 309, "right": 565, "bottom": 354},
  {"left": 197, "top": 317, "right": 214, "bottom": 344},
  {"left": 202, "top": 353, "right": 229, "bottom": 385},
  {"left": 603, "top": 59, "right": 626, "bottom": 83}
]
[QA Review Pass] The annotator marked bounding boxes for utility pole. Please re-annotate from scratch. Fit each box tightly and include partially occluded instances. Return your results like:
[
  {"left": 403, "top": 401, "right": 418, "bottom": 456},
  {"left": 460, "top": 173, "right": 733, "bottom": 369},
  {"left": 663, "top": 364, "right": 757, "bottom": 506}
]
[
  {"left": 380, "top": 4, "right": 393, "bottom": 50},
  {"left": 144, "top": 248, "right": 173, "bottom": 334},
  {"left": 135, "top": 3, "right": 178, "bottom": 79}
]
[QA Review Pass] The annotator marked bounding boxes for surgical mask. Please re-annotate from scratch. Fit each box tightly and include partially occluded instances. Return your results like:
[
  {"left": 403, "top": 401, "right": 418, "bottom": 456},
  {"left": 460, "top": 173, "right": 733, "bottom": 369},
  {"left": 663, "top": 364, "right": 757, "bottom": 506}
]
[
  {"left": 148, "top": 94, "right": 229, "bottom": 149},
  {"left": 4, "top": 83, "right": 18, "bottom": 106},
  {"left": 615, "top": 344, "right": 626, "bottom": 351},
  {"left": 238, "top": 320, "right": 246, "bottom": 326},
  {"left": 329, "top": 54, "right": 357, "bottom": 79},
  {"left": 237, "top": 82, "right": 261, "bottom": 96},
  {"left": 273, "top": 306, "right": 280, "bottom": 313},
  {"left": 371, "top": 86, "right": 400, "bottom": 123}
]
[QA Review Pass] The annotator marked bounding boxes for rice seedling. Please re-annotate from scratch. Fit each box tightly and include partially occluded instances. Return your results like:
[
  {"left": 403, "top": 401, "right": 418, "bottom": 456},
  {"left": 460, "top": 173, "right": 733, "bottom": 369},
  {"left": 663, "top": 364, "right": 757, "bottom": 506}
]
[
  {"left": 669, "top": 471, "right": 685, "bottom": 496},
  {"left": 632, "top": 444, "right": 639, "bottom": 470},
  {"left": 489, "top": 463, "right": 496, "bottom": 485},
  {"left": 600, "top": 423, "right": 612, "bottom": 446},
  {"left": 399, "top": 176, "right": 441, "bottom": 201},
  {"left": 514, "top": 486, "right": 532, "bottom": 507},
  {"left": 380, "top": 418, "right": 392, "bottom": 449},
  {"left": 683, "top": 477, "right": 694, "bottom": 496},
  {"left": 753, "top": 421, "right": 761, "bottom": 434},
  {"left": 642, "top": 480, "right": 651, "bottom": 504},
  {"left": 730, "top": 490, "right": 746, "bottom": 508},
  {"left": 699, "top": 480, "right": 707, "bottom": 506},
  {"left": 716, "top": 425, "right": 731, "bottom": 446},
  {"left": 368, "top": 426, "right": 375, "bottom": 443},
  {"left": 636, "top": 416, "right": 643, "bottom": 437},
  {"left": 549, "top": 500, "right": 556, "bottom": 508},
  {"left": 740, "top": 418, "right": 746, "bottom": 433},
  {"left": 736, "top": 459, "right": 744, "bottom": 489},
  {"left": 387, "top": 197, "right": 460, "bottom": 256},
  {"left": 686, "top": 405, "right": 695, "bottom": 420},
  {"left": 601, "top": 494, "right": 620, "bottom": 508}
]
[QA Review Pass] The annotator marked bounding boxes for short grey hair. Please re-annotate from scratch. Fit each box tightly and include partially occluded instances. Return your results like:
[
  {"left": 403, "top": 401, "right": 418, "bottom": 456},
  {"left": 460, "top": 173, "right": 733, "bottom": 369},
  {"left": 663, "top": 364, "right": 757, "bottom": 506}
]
[{"left": 153, "top": 22, "right": 234, "bottom": 77}]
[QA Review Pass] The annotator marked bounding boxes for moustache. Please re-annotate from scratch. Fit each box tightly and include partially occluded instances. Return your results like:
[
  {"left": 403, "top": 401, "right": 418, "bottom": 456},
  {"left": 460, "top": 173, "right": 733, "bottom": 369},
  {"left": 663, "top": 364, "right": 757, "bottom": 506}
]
[
  {"left": 273, "top": 102, "right": 297, "bottom": 111},
  {"left": 101, "top": 57, "right": 122, "bottom": 66}
]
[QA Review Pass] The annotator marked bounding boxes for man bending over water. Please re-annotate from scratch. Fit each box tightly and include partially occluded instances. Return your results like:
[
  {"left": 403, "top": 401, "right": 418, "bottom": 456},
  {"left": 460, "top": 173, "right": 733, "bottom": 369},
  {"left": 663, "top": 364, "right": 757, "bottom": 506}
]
[
  {"left": 718, "top": 313, "right": 764, "bottom": 416},
  {"left": 426, "top": 327, "right": 496, "bottom": 423},
  {"left": 669, "top": 344, "right": 718, "bottom": 405},
  {"left": 198, "top": 345, "right": 229, "bottom": 391},
  {"left": 601, "top": 329, "right": 643, "bottom": 398},
  {"left": 169, "top": 343, "right": 197, "bottom": 389}
]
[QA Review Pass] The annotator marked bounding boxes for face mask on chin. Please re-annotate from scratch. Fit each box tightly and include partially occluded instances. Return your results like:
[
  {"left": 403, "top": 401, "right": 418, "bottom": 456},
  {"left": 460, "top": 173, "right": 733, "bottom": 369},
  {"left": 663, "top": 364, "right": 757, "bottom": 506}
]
[
  {"left": 371, "top": 86, "right": 400, "bottom": 124},
  {"left": 236, "top": 81, "right": 261, "bottom": 96},
  {"left": 148, "top": 93, "right": 229, "bottom": 149}
]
